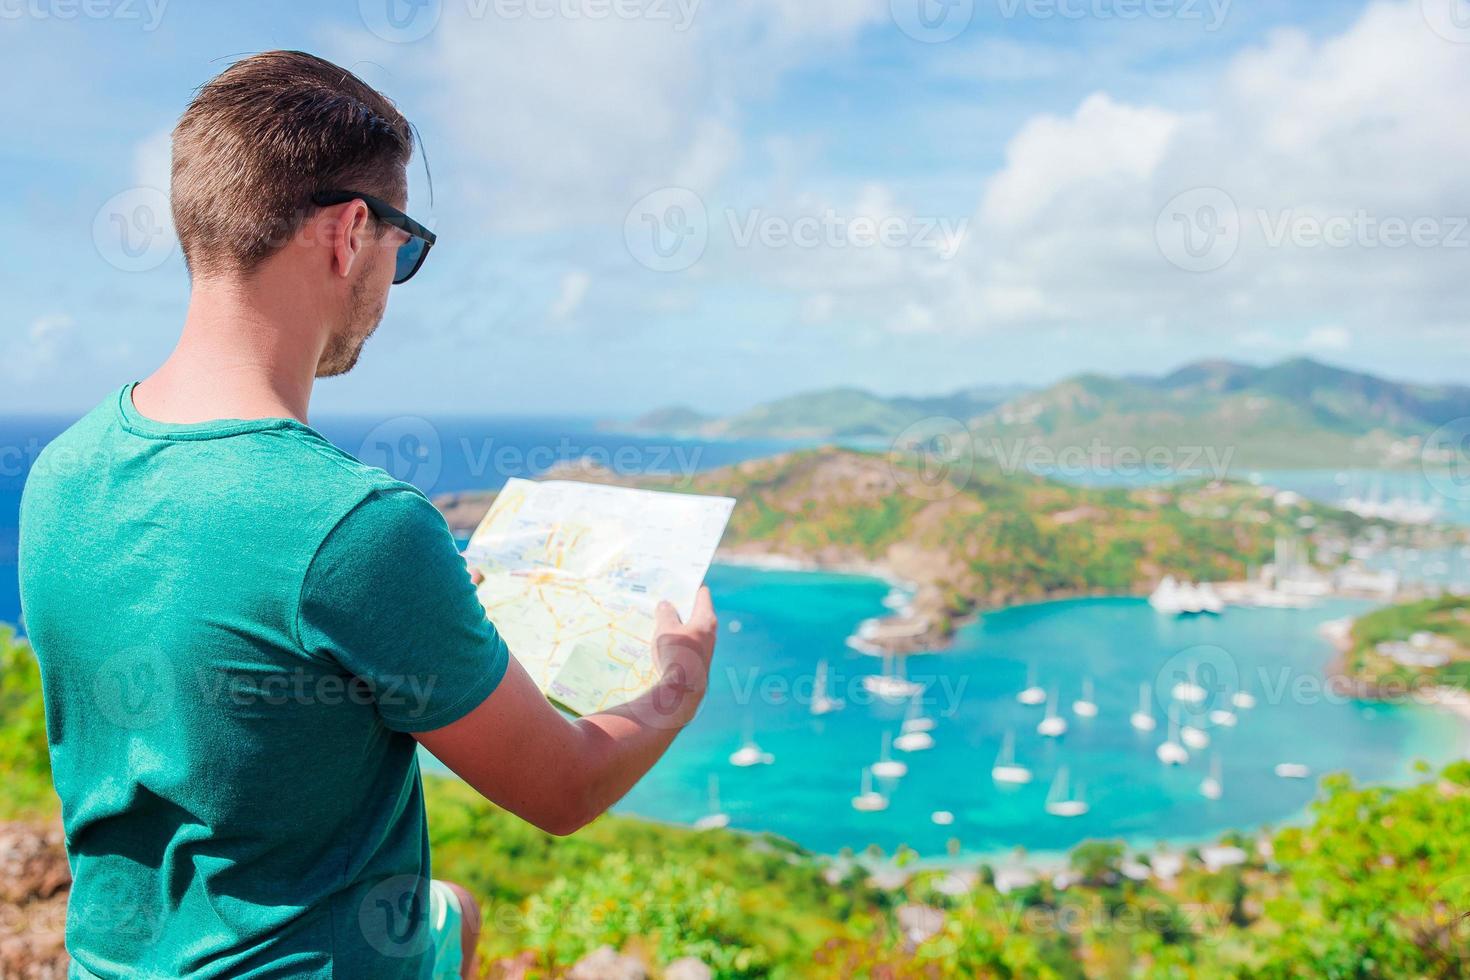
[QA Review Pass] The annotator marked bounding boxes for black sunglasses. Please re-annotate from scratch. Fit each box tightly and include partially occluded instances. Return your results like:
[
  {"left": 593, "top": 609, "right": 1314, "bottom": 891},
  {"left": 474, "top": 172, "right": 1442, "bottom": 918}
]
[{"left": 311, "top": 191, "right": 436, "bottom": 285}]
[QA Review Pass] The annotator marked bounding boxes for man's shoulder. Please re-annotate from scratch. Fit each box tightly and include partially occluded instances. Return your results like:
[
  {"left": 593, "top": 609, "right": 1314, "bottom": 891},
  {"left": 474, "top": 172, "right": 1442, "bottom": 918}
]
[
  {"left": 22, "top": 390, "right": 129, "bottom": 506},
  {"left": 269, "top": 433, "right": 445, "bottom": 542}
]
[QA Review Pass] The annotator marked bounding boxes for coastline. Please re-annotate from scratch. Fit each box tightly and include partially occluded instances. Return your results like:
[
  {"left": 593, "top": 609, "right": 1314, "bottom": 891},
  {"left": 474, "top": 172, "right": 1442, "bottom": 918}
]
[{"left": 1319, "top": 614, "right": 1470, "bottom": 757}]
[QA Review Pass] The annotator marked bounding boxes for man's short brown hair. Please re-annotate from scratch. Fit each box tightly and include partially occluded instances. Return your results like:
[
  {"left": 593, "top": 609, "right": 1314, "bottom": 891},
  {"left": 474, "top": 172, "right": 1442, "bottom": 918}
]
[{"left": 171, "top": 50, "right": 414, "bottom": 279}]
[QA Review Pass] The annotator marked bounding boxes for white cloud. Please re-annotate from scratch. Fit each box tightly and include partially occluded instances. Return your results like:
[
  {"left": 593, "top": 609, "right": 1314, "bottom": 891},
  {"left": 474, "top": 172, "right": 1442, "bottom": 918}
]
[
  {"left": 133, "top": 128, "right": 172, "bottom": 194},
  {"left": 800, "top": 291, "right": 835, "bottom": 325},
  {"left": 389, "top": 0, "right": 886, "bottom": 232},
  {"left": 908, "top": 0, "right": 1470, "bottom": 343},
  {"left": 1238, "top": 325, "right": 1353, "bottom": 354},
  {"left": 549, "top": 269, "right": 591, "bottom": 320},
  {"left": 1303, "top": 325, "right": 1352, "bottom": 352},
  {"left": 11, "top": 314, "right": 76, "bottom": 380}
]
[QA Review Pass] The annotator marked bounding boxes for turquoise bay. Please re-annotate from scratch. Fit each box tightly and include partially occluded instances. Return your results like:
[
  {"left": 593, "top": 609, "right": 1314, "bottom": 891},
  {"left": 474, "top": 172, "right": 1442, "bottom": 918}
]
[{"left": 612, "top": 565, "right": 1464, "bottom": 859}]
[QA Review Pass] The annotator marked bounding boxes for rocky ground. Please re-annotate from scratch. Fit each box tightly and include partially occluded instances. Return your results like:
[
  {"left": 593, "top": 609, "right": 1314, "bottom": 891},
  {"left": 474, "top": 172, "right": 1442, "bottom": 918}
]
[{"left": 0, "top": 822, "right": 69, "bottom": 979}]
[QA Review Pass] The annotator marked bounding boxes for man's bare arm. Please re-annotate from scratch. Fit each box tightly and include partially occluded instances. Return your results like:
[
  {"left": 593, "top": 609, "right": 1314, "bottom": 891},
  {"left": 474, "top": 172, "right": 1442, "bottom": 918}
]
[{"left": 414, "top": 587, "right": 717, "bottom": 836}]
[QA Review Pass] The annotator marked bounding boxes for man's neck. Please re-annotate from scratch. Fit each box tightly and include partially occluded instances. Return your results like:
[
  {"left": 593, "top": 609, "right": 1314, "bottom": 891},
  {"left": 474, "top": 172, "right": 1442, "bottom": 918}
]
[{"left": 133, "top": 275, "right": 326, "bottom": 425}]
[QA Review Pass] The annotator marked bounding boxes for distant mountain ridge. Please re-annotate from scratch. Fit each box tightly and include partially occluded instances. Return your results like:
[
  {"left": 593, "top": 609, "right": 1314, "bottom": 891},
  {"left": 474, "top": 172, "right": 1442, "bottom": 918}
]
[
  {"left": 620, "top": 358, "right": 1470, "bottom": 468},
  {"left": 976, "top": 356, "right": 1470, "bottom": 468},
  {"left": 620, "top": 384, "right": 1029, "bottom": 440}
]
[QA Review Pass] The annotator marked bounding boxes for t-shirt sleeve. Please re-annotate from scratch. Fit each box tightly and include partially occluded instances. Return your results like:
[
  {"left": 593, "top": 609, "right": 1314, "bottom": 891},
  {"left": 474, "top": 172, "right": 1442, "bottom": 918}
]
[{"left": 296, "top": 486, "right": 510, "bottom": 733}]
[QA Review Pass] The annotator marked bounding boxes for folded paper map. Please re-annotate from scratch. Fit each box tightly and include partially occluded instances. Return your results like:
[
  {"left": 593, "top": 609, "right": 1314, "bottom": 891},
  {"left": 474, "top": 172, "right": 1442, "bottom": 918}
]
[{"left": 464, "top": 478, "right": 735, "bottom": 716}]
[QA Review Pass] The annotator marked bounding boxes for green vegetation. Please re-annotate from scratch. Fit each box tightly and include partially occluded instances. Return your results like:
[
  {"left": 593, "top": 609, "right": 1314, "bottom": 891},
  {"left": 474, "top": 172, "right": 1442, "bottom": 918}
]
[
  {"left": 6, "top": 625, "right": 1470, "bottom": 976},
  {"left": 623, "top": 447, "right": 1377, "bottom": 646},
  {"left": 441, "top": 445, "right": 1393, "bottom": 649},
  {"left": 0, "top": 626, "right": 59, "bottom": 820},
  {"left": 1347, "top": 595, "right": 1470, "bottom": 692},
  {"left": 628, "top": 384, "right": 1022, "bottom": 441}
]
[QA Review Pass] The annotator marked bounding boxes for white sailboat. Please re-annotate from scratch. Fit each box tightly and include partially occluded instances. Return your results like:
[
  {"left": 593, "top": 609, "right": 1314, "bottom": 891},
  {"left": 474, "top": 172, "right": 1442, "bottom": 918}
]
[
  {"left": 991, "top": 730, "right": 1033, "bottom": 785},
  {"left": 729, "top": 719, "right": 775, "bottom": 767},
  {"left": 1199, "top": 755, "right": 1223, "bottom": 801},
  {"left": 1156, "top": 706, "right": 1190, "bottom": 766},
  {"left": 851, "top": 767, "right": 888, "bottom": 812},
  {"left": 1149, "top": 576, "right": 1184, "bottom": 614},
  {"left": 1197, "top": 583, "right": 1225, "bottom": 615},
  {"left": 1072, "top": 678, "right": 1098, "bottom": 718},
  {"left": 871, "top": 731, "right": 908, "bottom": 779},
  {"left": 900, "top": 693, "right": 937, "bottom": 734},
  {"left": 1171, "top": 665, "right": 1208, "bottom": 705},
  {"left": 1037, "top": 688, "right": 1068, "bottom": 738},
  {"left": 1044, "top": 766, "right": 1089, "bottom": 818},
  {"left": 810, "top": 659, "right": 845, "bottom": 716},
  {"left": 1176, "top": 582, "right": 1205, "bottom": 615},
  {"left": 887, "top": 714, "right": 934, "bottom": 758},
  {"left": 894, "top": 704, "right": 935, "bottom": 753},
  {"left": 862, "top": 653, "right": 924, "bottom": 702},
  {"left": 1130, "top": 682, "right": 1157, "bottom": 732},
  {"left": 1181, "top": 723, "right": 1211, "bottom": 751},
  {"left": 693, "top": 774, "right": 731, "bottom": 830},
  {"left": 1016, "top": 661, "right": 1046, "bottom": 706},
  {"left": 894, "top": 728, "right": 934, "bottom": 752}
]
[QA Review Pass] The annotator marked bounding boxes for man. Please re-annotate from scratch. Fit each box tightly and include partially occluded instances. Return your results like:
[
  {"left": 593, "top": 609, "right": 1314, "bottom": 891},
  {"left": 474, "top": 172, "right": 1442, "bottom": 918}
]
[{"left": 18, "top": 51, "right": 716, "bottom": 979}]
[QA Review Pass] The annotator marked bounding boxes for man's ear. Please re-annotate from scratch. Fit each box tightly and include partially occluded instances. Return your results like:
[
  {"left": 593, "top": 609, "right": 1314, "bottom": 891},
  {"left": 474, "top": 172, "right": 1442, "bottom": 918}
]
[{"left": 325, "top": 201, "right": 374, "bottom": 280}]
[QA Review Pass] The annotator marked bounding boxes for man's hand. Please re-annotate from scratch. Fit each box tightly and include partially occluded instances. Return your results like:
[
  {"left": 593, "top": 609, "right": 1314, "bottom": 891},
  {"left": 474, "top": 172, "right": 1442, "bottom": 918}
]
[
  {"left": 648, "top": 586, "right": 718, "bottom": 727},
  {"left": 417, "top": 582, "right": 720, "bottom": 836}
]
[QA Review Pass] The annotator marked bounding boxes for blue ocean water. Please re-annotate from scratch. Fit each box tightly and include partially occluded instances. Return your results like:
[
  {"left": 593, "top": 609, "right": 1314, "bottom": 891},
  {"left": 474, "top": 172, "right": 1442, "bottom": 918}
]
[
  {"left": 617, "top": 568, "right": 1463, "bottom": 858},
  {"left": 0, "top": 412, "right": 796, "bottom": 628}
]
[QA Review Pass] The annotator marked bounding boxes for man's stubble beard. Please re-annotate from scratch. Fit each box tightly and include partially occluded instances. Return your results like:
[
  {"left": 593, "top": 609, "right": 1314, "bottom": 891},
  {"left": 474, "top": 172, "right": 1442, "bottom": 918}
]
[{"left": 317, "top": 268, "right": 388, "bottom": 378}]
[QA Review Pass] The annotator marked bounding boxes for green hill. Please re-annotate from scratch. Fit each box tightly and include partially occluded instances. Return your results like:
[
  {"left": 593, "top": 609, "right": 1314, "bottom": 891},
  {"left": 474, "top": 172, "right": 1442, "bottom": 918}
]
[
  {"left": 438, "top": 446, "right": 1388, "bottom": 650},
  {"left": 617, "top": 358, "right": 1470, "bottom": 468},
  {"left": 620, "top": 385, "right": 1027, "bottom": 441},
  {"left": 974, "top": 357, "right": 1470, "bottom": 469}
]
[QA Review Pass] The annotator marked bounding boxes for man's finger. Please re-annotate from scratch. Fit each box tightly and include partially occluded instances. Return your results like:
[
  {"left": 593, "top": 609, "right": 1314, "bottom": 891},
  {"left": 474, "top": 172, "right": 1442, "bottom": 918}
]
[
  {"left": 687, "top": 586, "right": 716, "bottom": 633},
  {"left": 654, "top": 599, "right": 683, "bottom": 635}
]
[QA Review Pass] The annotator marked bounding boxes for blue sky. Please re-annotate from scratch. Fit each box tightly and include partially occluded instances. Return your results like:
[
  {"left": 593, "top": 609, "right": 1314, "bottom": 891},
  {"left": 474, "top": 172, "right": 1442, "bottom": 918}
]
[{"left": 3, "top": 0, "right": 1467, "bottom": 417}]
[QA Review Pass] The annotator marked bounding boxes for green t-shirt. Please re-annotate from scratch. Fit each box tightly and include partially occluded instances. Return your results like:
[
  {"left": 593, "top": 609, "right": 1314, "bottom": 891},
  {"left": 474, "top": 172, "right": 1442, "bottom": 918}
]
[{"left": 17, "top": 384, "right": 509, "bottom": 979}]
